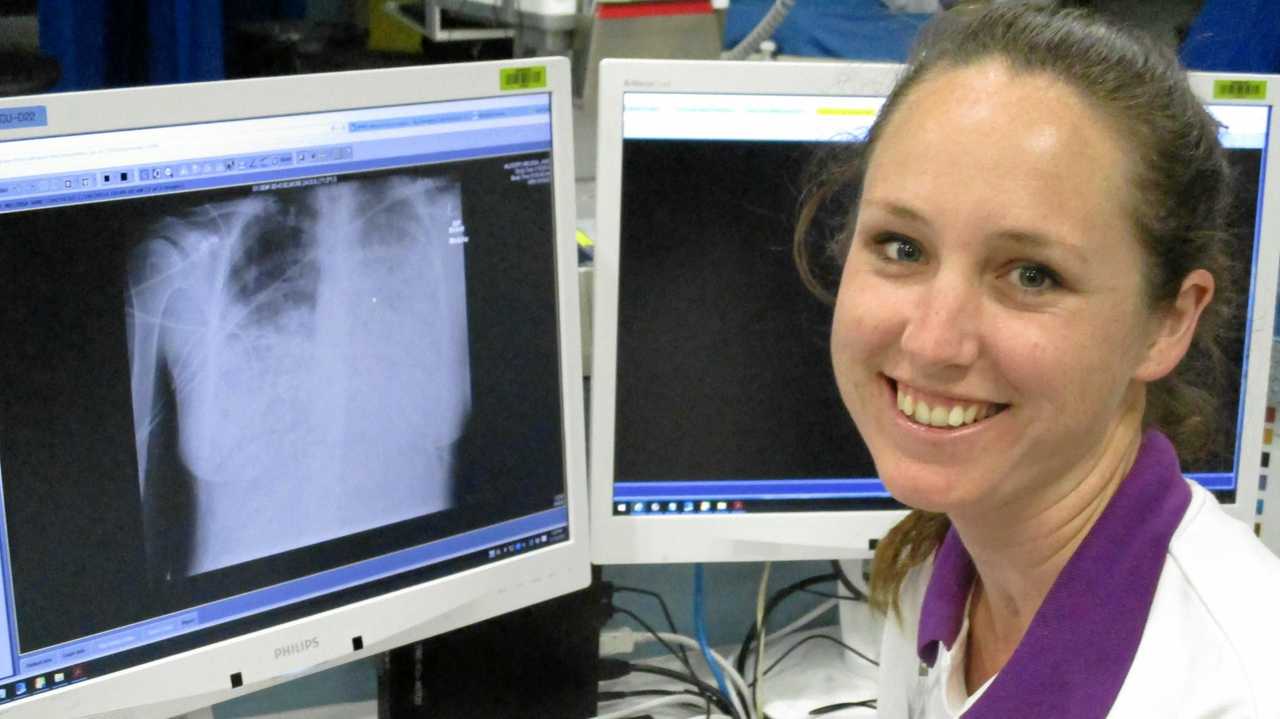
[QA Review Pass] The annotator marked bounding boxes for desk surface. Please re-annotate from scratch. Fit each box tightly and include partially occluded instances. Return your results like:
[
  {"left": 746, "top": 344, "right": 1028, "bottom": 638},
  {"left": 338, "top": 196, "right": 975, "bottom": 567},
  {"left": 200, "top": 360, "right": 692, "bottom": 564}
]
[{"left": 216, "top": 702, "right": 377, "bottom": 719}]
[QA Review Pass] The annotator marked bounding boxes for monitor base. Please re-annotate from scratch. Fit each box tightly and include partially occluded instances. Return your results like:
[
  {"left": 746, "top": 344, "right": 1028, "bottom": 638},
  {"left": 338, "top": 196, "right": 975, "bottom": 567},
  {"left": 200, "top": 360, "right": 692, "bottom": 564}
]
[{"left": 379, "top": 573, "right": 605, "bottom": 718}]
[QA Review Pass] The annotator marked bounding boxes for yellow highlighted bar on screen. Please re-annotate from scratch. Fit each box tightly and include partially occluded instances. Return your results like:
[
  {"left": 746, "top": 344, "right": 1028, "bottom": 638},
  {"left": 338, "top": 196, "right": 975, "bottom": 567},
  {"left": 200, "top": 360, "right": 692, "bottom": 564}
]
[{"left": 817, "top": 107, "right": 877, "bottom": 116}]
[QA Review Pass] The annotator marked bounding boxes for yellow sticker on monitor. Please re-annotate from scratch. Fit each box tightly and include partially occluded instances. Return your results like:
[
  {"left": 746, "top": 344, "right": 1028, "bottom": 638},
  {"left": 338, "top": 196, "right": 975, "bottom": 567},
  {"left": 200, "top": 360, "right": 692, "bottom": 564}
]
[
  {"left": 816, "top": 107, "right": 876, "bottom": 116},
  {"left": 501, "top": 66, "right": 548, "bottom": 91},
  {"left": 1214, "top": 79, "right": 1268, "bottom": 101}
]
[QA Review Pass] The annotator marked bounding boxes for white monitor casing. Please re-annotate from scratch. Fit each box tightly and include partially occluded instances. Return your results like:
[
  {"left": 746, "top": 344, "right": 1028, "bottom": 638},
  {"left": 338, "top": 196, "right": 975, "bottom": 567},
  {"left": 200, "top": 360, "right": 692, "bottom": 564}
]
[
  {"left": 1186, "top": 71, "right": 1280, "bottom": 544},
  {"left": 589, "top": 59, "right": 910, "bottom": 565},
  {"left": 590, "top": 60, "right": 1280, "bottom": 567},
  {"left": 0, "top": 58, "right": 590, "bottom": 718}
]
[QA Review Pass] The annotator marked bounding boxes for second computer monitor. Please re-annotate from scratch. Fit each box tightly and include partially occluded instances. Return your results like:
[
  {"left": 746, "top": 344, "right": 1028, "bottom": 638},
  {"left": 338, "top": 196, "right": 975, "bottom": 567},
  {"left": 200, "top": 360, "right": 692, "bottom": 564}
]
[
  {"left": 589, "top": 59, "right": 1279, "bottom": 564},
  {"left": 591, "top": 60, "right": 906, "bottom": 564}
]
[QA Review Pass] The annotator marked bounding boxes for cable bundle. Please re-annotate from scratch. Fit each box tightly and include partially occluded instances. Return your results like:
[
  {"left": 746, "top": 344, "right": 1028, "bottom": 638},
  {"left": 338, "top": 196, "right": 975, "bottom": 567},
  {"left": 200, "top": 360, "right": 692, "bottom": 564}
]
[{"left": 596, "top": 561, "right": 879, "bottom": 719}]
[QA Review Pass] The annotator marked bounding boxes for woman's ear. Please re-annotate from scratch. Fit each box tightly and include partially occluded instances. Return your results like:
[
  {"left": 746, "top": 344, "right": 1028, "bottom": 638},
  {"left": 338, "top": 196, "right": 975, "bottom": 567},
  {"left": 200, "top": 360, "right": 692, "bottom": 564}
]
[{"left": 1135, "top": 269, "right": 1215, "bottom": 383}]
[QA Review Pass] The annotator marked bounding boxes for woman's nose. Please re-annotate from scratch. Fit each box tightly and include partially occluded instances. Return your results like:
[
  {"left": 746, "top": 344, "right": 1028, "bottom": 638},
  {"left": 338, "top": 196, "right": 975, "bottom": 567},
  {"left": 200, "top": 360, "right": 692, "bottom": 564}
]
[{"left": 898, "top": 275, "right": 981, "bottom": 370}]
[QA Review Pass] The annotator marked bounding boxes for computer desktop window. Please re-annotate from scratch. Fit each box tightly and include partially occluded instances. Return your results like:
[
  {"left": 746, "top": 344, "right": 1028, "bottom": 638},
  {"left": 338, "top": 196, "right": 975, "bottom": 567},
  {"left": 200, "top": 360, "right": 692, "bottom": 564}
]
[
  {"left": 0, "top": 92, "right": 569, "bottom": 704},
  {"left": 612, "top": 92, "right": 896, "bottom": 516},
  {"left": 609, "top": 93, "right": 1268, "bottom": 517},
  {"left": 1205, "top": 102, "right": 1271, "bottom": 502}
]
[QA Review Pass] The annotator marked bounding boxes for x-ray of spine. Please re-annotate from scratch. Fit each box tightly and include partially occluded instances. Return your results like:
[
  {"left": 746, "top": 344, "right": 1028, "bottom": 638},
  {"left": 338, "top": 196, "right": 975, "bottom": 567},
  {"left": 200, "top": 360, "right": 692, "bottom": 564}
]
[{"left": 125, "top": 174, "right": 471, "bottom": 577}]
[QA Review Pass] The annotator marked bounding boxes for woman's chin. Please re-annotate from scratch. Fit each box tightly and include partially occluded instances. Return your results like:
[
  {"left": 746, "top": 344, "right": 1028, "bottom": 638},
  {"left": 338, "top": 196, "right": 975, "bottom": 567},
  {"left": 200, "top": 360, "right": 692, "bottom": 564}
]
[{"left": 878, "top": 466, "right": 980, "bottom": 514}]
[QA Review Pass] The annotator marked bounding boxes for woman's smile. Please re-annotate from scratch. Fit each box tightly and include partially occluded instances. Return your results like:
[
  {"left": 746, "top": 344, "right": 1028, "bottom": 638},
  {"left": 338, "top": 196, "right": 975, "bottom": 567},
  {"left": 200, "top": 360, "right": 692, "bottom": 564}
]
[{"left": 884, "top": 375, "right": 1009, "bottom": 430}]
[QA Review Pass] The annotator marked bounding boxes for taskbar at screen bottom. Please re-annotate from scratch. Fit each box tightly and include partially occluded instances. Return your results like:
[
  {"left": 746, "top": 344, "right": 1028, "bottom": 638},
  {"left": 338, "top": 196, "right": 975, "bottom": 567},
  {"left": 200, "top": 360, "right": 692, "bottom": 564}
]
[
  {"left": 612, "top": 478, "right": 900, "bottom": 515},
  {"left": 0, "top": 517, "right": 568, "bottom": 710},
  {"left": 613, "top": 472, "right": 1237, "bottom": 515},
  {"left": 612, "top": 496, "right": 904, "bottom": 515}
]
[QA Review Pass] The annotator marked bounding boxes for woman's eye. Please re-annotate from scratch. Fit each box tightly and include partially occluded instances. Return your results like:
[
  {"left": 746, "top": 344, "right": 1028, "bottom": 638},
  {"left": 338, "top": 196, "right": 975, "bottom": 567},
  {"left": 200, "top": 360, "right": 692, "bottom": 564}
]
[
  {"left": 876, "top": 235, "right": 922, "bottom": 263},
  {"left": 1009, "top": 263, "right": 1058, "bottom": 291}
]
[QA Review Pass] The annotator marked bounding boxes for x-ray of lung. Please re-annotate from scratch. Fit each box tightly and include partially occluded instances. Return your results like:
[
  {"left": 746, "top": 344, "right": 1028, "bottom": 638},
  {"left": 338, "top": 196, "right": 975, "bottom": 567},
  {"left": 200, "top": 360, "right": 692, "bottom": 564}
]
[{"left": 125, "top": 174, "right": 470, "bottom": 578}]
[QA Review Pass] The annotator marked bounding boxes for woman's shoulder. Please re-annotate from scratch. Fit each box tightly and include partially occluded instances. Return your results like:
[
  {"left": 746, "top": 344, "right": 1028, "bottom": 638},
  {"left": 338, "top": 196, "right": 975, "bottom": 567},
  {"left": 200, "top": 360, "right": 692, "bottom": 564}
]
[
  {"left": 1102, "top": 481, "right": 1280, "bottom": 716},
  {"left": 1165, "top": 480, "right": 1280, "bottom": 604},
  {"left": 1131, "top": 480, "right": 1280, "bottom": 712}
]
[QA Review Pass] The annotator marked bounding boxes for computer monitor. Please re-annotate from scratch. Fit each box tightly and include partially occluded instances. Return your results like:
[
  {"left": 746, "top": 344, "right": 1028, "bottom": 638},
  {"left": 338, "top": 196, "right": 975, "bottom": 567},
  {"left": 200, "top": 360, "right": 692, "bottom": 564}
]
[
  {"left": 589, "top": 59, "right": 906, "bottom": 564},
  {"left": 588, "top": 58, "right": 1279, "bottom": 564},
  {"left": 0, "top": 58, "right": 588, "bottom": 717},
  {"left": 1190, "top": 72, "right": 1280, "bottom": 542}
]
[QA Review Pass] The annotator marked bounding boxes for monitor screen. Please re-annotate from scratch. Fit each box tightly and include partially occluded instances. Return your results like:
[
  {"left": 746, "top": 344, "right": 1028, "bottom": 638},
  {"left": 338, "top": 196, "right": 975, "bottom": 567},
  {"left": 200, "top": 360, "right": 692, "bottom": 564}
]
[
  {"left": 590, "top": 60, "right": 908, "bottom": 564},
  {"left": 0, "top": 59, "right": 588, "bottom": 717},
  {"left": 612, "top": 91, "right": 893, "bottom": 515},
  {"left": 589, "top": 60, "right": 1279, "bottom": 564},
  {"left": 1198, "top": 101, "right": 1271, "bottom": 499}
]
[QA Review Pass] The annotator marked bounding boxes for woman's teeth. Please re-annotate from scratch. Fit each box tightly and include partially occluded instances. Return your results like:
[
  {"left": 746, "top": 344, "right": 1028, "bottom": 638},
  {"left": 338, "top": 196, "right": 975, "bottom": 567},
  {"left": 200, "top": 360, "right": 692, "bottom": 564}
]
[{"left": 897, "top": 386, "right": 994, "bottom": 428}]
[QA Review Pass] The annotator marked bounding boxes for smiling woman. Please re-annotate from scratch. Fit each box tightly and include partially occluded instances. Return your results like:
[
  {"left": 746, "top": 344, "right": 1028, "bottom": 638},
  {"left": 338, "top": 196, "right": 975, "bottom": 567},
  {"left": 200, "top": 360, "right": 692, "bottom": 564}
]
[
  {"left": 840, "top": 60, "right": 1173, "bottom": 517},
  {"left": 795, "top": 4, "right": 1280, "bottom": 718}
]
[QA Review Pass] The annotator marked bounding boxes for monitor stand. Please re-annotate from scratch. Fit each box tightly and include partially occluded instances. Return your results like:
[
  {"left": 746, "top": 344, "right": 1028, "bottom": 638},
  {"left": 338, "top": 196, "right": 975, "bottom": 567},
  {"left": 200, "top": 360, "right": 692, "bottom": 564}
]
[{"left": 379, "top": 573, "right": 605, "bottom": 718}]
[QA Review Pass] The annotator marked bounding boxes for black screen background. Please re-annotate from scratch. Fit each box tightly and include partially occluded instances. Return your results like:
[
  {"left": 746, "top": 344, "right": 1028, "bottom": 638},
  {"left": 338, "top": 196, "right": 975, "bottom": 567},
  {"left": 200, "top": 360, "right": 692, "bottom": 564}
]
[
  {"left": 1190, "top": 146, "right": 1261, "bottom": 480},
  {"left": 615, "top": 140, "right": 878, "bottom": 484},
  {"left": 0, "top": 151, "right": 566, "bottom": 653},
  {"left": 614, "top": 139, "right": 1261, "bottom": 497}
]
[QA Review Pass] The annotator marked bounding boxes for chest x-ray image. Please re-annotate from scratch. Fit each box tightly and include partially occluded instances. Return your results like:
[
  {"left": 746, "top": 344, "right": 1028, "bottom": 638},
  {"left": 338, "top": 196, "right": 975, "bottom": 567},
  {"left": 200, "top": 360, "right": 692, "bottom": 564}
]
[{"left": 125, "top": 173, "right": 470, "bottom": 578}]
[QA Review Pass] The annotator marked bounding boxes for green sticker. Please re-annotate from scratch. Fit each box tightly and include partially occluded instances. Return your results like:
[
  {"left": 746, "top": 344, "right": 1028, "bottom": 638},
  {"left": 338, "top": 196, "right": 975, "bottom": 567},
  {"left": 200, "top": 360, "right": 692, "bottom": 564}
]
[
  {"left": 1214, "top": 79, "right": 1268, "bottom": 101},
  {"left": 500, "top": 66, "right": 547, "bottom": 91}
]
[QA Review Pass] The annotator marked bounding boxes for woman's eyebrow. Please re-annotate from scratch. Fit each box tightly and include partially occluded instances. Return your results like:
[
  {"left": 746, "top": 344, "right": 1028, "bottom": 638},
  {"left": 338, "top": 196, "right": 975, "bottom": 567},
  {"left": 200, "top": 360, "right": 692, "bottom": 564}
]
[{"left": 860, "top": 199, "right": 934, "bottom": 229}]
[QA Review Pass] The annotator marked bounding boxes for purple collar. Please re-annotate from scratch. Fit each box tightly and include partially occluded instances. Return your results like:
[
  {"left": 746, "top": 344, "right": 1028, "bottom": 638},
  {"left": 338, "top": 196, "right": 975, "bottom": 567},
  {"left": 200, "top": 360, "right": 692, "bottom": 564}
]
[{"left": 916, "top": 429, "right": 1191, "bottom": 718}]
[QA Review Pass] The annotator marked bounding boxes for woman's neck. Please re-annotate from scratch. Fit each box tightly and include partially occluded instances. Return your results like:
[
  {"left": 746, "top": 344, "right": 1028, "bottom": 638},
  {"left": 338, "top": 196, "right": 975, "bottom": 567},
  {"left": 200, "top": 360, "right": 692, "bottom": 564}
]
[{"left": 953, "top": 393, "right": 1146, "bottom": 692}]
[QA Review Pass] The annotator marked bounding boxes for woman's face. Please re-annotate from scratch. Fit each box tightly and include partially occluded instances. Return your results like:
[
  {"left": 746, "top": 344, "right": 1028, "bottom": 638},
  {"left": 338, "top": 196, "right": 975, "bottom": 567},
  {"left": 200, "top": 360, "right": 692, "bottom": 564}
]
[{"left": 831, "top": 60, "right": 1167, "bottom": 516}]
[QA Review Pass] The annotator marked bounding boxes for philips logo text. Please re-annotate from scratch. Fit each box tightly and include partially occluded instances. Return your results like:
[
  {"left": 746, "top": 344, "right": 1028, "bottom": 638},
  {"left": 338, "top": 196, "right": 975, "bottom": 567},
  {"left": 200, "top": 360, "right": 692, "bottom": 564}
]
[{"left": 274, "top": 638, "right": 320, "bottom": 660}]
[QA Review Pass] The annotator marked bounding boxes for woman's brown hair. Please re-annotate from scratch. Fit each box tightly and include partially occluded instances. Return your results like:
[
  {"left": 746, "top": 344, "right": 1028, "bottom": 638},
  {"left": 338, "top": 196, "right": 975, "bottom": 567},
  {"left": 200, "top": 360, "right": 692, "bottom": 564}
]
[{"left": 794, "top": 3, "right": 1236, "bottom": 619}]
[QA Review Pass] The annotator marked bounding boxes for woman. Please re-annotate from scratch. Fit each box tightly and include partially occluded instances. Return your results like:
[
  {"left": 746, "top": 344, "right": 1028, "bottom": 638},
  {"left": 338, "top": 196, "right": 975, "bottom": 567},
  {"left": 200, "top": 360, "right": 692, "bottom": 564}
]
[{"left": 795, "top": 4, "right": 1280, "bottom": 716}]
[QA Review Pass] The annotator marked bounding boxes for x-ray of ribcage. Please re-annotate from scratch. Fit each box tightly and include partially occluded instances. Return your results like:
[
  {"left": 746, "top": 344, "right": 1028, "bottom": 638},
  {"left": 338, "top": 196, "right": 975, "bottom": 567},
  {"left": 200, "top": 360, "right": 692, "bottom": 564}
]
[{"left": 125, "top": 175, "right": 470, "bottom": 576}]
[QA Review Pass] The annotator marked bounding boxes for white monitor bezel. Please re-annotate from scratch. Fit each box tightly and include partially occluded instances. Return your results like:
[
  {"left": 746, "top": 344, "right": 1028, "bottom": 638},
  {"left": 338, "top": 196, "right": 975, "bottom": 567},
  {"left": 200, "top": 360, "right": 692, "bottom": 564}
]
[
  {"left": 1186, "top": 71, "right": 1280, "bottom": 536},
  {"left": 0, "top": 57, "right": 590, "bottom": 718},
  {"left": 589, "top": 59, "right": 909, "bottom": 565},
  {"left": 589, "top": 59, "right": 1280, "bottom": 566}
]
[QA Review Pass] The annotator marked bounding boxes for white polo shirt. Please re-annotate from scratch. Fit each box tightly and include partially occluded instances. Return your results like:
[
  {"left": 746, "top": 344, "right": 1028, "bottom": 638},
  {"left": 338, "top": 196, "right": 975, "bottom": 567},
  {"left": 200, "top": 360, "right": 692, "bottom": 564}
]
[{"left": 878, "top": 430, "right": 1280, "bottom": 718}]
